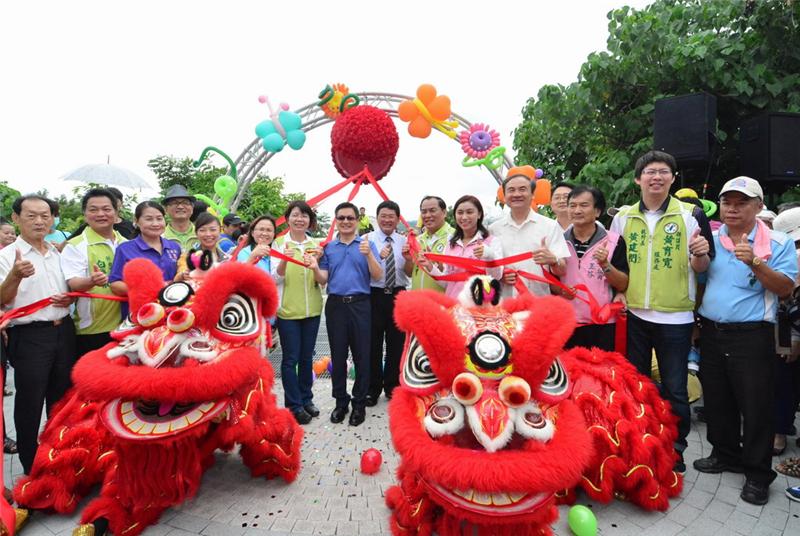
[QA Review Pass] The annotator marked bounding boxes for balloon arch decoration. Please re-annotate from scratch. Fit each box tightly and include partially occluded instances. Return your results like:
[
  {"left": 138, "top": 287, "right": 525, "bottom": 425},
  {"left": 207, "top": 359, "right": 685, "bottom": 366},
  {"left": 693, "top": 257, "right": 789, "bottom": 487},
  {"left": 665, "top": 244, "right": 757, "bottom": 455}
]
[
  {"left": 229, "top": 89, "right": 514, "bottom": 211},
  {"left": 193, "top": 84, "right": 550, "bottom": 239}
]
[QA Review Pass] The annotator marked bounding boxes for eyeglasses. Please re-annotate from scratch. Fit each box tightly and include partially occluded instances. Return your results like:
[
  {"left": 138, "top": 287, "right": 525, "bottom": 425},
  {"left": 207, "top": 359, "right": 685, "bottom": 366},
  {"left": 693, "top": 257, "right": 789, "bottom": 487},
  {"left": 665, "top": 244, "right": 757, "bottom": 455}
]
[
  {"left": 167, "top": 200, "right": 193, "bottom": 207},
  {"left": 642, "top": 169, "right": 673, "bottom": 177},
  {"left": 336, "top": 215, "right": 357, "bottom": 221}
]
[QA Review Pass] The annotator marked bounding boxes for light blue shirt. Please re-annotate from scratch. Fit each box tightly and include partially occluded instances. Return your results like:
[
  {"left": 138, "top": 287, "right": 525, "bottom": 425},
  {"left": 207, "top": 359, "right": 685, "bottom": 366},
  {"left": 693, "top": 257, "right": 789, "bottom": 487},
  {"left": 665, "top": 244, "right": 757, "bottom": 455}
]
[
  {"left": 236, "top": 245, "right": 274, "bottom": 276},
  {"left": 699, "top": 224, "right": 798, "bottom": 323},
  {"left": 368, "top": 229, "right": 409, "bottom": 289}
]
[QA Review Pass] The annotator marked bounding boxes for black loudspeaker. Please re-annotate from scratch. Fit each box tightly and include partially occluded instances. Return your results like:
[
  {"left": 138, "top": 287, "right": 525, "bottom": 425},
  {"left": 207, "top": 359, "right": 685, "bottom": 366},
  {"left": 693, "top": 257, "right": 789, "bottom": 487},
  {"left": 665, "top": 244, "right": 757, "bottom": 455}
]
[
  {"left": 653, "top": 93, "right": 717, "bottom": 164},
  {"left": 740, "top": 112, "right": 800, "bottom": 183}
]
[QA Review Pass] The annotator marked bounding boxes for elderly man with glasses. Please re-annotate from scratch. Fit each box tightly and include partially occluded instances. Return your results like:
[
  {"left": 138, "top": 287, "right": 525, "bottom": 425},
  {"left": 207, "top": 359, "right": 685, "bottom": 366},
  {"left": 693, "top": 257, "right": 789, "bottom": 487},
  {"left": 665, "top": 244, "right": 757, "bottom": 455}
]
[{"left": 162, "top": 185, "right": 197, "bottom": 251}]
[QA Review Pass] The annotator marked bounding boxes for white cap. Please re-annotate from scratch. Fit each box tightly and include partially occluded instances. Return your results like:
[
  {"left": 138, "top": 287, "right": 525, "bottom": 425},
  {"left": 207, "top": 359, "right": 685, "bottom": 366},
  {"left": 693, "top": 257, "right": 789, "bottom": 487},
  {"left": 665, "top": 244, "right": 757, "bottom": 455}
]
[
  {"left": 773, "top": 207, "right": 800, "bottom": 241},
  {"left": 757, "top": 208, "right": 777, "bottom": 222},
  {"left": 719, "top": 176, "right": 763, "bottom": 200}
]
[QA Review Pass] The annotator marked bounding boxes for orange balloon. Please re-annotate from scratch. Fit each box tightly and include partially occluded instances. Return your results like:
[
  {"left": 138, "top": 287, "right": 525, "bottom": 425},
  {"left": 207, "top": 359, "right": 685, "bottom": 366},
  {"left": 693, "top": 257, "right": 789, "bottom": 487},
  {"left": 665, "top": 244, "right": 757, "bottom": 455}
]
[
  {"left": 428, "top": 95, "right": 451, "bottom": 121},
  {"left": 312, "top": 356, "right": 331, "bottom": 376},
  {"left": 409, "top": 116, "right": 432, "bottom": 138},
  {"left": 397, "top": 100, "right": 419, "bottom": 121},
  {"left": 496, "top": 185, "right": 505, "bottom": 205},
  {"left": 532, "top": 179, "right": 552, "bottom": 206},
  {"left": 416, "top": 84, "right": 437, "bottom": 104}
]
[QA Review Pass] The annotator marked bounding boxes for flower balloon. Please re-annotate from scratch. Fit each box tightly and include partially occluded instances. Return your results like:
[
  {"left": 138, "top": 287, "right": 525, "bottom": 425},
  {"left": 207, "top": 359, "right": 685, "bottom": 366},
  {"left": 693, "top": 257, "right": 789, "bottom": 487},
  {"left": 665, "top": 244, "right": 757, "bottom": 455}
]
[
  {"left": 460, "top": 123, "right": 499, "bottom": 159},
  {"left": 460, "top": 123, "right": 506, "bottom": 170},
  {"left": 397, "top": 84, "right": 458, "bottom": 139},
  {"left": 318, "top": 83, "right": 360, "bottom": 119}
]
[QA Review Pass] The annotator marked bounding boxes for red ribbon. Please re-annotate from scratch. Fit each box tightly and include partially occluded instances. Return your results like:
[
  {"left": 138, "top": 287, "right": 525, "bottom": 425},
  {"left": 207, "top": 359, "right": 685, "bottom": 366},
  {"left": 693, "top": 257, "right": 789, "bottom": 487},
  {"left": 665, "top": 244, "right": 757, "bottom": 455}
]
[
  {"left": 230, "top": 236, "right": 308, "bottom": 269},
  {"left": 0, "top": 291, "right": 126, "bottom": 327}
]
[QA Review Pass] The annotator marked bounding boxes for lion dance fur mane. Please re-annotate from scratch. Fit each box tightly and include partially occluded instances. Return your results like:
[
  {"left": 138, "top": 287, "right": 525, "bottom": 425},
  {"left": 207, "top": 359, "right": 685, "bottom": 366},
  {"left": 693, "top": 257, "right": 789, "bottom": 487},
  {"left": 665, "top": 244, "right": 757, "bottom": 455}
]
[
  {"left": 13, "top": 259, "right": 302, "bottom": 535},
  {"left": 386, "top": 278, "right": 683, "bottom": 536}
]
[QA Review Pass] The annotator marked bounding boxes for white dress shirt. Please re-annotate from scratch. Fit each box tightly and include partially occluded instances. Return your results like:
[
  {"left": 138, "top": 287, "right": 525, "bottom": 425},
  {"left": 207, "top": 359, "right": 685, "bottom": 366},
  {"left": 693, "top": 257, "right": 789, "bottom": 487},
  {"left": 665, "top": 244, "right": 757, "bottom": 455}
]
[
  {"left": 0, "top": 237, "right": 70, "bottom": 325},
  {"left": 368, "top": 229, "right": 410, "bottom": 289},
  {"left": 489, "top": 209, "right": 571, "bottom": 297}
]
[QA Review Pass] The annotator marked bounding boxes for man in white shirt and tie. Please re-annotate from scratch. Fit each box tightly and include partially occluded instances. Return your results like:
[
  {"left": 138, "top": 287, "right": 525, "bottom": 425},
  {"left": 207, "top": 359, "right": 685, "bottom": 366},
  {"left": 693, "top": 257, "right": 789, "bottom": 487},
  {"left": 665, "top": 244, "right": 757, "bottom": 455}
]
[
  {"left": 366, "top": 200, "right": 409, "bottom": 406},
  {"left": 0, "top": 195, "right": 76, "bottom": 475}
]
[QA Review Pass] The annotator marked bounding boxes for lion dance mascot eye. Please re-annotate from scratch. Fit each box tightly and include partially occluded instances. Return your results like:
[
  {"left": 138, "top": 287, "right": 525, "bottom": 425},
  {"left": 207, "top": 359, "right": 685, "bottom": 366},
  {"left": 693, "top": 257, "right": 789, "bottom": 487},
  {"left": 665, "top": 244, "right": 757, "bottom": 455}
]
[
  {"left": 386, "top": 277, "right": 683, "bottom": 536},
  {"left": 12, "top": 259, "right": 303, "bottom": 536}
]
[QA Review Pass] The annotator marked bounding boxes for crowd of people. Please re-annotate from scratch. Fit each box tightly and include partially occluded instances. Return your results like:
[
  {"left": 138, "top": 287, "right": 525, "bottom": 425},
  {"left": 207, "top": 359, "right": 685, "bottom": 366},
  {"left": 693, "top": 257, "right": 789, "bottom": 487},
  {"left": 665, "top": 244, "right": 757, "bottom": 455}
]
[{"left": 1, "top": 149, "right": 800, "bottom": 505}]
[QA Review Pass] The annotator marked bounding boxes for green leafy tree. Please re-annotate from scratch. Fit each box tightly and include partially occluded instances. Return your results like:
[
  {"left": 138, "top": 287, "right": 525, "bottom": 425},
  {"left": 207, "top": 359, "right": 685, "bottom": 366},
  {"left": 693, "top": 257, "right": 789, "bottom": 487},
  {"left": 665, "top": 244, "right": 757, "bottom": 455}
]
[
  {"left": 513, "top": 0, "right": 800, "bottom": 207},
  {"left": 148, "top": 155, "right": 303, "bottom": 225},
  {"left": 148, "top": 155, "right": 223, "bottom": 201},
  {"left": 0, "top": 180, "right": 21, "bottom": 220}
]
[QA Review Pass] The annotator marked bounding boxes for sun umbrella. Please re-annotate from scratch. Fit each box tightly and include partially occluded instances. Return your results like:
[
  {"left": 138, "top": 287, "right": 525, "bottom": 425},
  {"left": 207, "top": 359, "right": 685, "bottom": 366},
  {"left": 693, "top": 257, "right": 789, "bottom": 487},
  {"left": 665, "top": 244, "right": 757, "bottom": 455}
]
[{"left": 61, "top": 163, "right": 153, "bottom": 190}]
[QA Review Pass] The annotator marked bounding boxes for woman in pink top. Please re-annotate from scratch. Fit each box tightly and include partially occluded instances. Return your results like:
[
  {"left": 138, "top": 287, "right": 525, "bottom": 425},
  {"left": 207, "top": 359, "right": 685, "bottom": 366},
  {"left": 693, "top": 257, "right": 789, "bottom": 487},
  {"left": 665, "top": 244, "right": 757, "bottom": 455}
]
[{"left": 429, "top": 195, "right": 502, "bottom": 299}]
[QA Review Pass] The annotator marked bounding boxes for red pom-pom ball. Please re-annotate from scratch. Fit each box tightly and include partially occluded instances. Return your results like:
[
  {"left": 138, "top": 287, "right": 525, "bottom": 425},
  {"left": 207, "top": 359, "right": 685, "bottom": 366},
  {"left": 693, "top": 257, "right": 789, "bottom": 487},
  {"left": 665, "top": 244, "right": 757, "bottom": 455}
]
[{"left": 331, "top": 105, "right": 399, "bottom": 181}]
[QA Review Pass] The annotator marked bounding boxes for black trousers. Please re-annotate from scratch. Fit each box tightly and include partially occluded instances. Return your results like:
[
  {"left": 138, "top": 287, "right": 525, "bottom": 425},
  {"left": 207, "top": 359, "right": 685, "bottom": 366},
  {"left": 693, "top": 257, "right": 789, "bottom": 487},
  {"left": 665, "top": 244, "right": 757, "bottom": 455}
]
[
  {"left": 7, "top": 317, "right": 77, "bottom": 474},
  {"left": 76, "top": 331, "right": 113, "bottom": 359},
  {"left": 699, "top": 321, "right": 776, "bottom": 485},
  {"left": 626, "top": 313, "right": 693, "bottom": 452},
  {"left": 325, "top": 296, "right": 371, "bottom": 409},
  {"left": 565, "top": 323, "right": 616, "bottom": 352},
  {"left": 368, "top": 288, "right": 405, "bottom": 399}
]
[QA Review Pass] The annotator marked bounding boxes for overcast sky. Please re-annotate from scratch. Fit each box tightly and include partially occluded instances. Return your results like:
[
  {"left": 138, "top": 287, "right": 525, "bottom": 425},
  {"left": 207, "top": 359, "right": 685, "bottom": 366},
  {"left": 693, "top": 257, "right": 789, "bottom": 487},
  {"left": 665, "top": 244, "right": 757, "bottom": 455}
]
[{"left": 1, "top": 0, "right": 652, "bottom": 219}]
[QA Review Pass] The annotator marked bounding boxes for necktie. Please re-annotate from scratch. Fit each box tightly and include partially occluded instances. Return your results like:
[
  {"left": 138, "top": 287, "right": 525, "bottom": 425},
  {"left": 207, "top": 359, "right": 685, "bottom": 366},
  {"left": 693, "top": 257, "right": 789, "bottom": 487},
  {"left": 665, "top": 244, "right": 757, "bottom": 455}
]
[{"left": 384, "top": 236, "right": 396, "bottom": 289}]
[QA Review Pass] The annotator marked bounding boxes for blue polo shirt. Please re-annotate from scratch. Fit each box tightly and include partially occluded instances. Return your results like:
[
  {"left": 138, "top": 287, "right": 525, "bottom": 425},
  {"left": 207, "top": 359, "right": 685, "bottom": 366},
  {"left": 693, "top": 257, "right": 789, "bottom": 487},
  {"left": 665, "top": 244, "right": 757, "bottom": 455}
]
[
  {"left": 110, "top": 236, "right": 181, "bottom": 285},
  {"left": 319, "top": 235, "right": 380, "bottom": 296},
  {"left": 699, "top": 224, "right": 798, "bottom": 323}
]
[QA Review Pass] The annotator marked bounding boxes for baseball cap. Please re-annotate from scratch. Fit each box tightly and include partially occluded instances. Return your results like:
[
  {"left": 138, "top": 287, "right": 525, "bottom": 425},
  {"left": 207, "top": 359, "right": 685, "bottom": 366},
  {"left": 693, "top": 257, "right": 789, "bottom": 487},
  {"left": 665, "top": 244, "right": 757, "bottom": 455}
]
[
  {"left": 773, "top": 207, "right": 800, "bottom": 241},
  {"left": 718, "top": 176, "right": 763, "bottom": 200},
  {"left": 223, "top": 213, "right": 243, "bottom": 226},
  {"left": 757, "top": 208, "right": 777, "bottom": 223}
]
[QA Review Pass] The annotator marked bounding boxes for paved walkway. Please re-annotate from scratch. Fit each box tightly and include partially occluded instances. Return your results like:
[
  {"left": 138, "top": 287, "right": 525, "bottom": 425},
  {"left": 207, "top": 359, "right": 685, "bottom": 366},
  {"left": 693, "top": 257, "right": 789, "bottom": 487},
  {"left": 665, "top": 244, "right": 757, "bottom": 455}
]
[{"left": 4, "top": 366, "right": 800, "bottom": 535}]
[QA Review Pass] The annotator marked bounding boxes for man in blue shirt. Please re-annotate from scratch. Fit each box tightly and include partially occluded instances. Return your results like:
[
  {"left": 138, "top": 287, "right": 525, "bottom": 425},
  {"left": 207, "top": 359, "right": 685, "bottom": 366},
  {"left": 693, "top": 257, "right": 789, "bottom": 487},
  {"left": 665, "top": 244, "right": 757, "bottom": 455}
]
[
  {"left": 694, "top": 177, "right": 798, "bottom": 506},
  {"left": 308, "top": 202, "right": 383, "bottom": 426},
  {"left": 366, "top": 200, "right": 410, "bottom": 406}
]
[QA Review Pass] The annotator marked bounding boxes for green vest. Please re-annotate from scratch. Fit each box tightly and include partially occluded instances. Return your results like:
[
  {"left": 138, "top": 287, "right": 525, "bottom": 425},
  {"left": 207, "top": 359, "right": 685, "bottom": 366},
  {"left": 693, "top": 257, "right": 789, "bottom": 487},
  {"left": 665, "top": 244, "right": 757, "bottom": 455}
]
[
  {"left": 164, "top": 223, "right": 196, "bottom": 251},
  {"left": 411, "top": 223, "right": 452, "bottom": 291},
  {"left": 68, "top": 227, "right": 126, "bottom": 335},
  {"left": 619, "top": 198, "right": 694, "bottom": 312},
  {"left": 274, "top": 235, "right": 323, "bottom": 320}
]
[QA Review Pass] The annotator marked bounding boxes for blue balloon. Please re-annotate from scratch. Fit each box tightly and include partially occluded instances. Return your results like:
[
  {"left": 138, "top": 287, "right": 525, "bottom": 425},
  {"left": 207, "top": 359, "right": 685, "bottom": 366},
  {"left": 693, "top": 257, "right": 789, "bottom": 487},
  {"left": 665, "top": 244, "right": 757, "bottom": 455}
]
[
  {"left": 286, "top": 130, "right": 306, "bottom": 150},
  {"left": 262, "top": 133, "right": 286, "bottom": 152},
  {"left": 255, "top": 120, "right": 275, "bottom": 138},
  {"left": 279, "top": 110, "right": 303, "bottom": 132}
]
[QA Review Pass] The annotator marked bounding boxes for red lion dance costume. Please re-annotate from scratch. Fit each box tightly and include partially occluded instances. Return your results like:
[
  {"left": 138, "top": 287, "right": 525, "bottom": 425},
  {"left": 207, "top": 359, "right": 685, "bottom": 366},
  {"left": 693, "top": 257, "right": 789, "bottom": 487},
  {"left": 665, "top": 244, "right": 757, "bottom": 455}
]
[
  {"left": 386, "top": 278, "right": 682, "bottom": 536},
  {"left": 12, "top": 259, "right": 302, "bottom": 536}
]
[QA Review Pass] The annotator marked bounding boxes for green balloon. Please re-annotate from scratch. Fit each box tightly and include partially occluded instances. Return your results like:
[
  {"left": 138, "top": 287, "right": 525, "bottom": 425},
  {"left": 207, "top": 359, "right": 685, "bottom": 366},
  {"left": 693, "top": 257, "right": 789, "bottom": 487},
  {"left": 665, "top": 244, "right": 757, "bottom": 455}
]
[
  {"left": 567, "top": 505, "right": 597, "bottom": 536},
  {"left": 214, "top": 175, "right": 238, "bottom": 204}
]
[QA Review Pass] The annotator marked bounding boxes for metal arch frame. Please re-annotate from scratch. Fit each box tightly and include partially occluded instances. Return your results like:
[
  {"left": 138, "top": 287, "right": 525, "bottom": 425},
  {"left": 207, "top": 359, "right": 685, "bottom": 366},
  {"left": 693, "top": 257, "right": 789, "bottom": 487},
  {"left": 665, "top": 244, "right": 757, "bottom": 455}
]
[{"left": 231, "top": 91, "right": 514, "bottom": 210}]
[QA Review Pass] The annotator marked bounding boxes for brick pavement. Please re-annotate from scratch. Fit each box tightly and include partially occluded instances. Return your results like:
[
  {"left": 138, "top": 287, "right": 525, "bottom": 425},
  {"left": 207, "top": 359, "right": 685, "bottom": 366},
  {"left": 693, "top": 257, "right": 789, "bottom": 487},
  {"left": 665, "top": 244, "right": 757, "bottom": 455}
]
[{"left": 4, "top": 369, "right": 800, "bottom": 535}]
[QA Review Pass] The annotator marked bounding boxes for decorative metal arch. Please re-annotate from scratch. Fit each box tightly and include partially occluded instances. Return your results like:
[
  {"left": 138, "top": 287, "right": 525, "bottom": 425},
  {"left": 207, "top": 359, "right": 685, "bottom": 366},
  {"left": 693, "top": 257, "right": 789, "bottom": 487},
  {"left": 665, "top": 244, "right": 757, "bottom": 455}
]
[{"left": 231, "top": 92, "right": 514, "bottom": 210}]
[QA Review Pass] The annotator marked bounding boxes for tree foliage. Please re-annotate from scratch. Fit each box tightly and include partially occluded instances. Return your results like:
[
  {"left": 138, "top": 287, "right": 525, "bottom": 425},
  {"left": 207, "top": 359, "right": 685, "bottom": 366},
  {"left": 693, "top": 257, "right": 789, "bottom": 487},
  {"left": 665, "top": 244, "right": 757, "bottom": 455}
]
[
  {"left": 0, "top": 180, "right": 21, "bottom": 220},
  {"left": 513, "top": 0, "right": 800, "bottom": 207},
  {"left": 147, "top": 155, "right": 304, "bottom": 223}
]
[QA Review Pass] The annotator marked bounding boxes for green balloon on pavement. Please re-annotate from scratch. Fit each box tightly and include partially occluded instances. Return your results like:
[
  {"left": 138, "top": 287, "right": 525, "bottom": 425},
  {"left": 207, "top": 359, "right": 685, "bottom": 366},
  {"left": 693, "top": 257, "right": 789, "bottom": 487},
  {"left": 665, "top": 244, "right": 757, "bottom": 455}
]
[{"left": 568, "top": 505, "right": 597, "bottom": 536}]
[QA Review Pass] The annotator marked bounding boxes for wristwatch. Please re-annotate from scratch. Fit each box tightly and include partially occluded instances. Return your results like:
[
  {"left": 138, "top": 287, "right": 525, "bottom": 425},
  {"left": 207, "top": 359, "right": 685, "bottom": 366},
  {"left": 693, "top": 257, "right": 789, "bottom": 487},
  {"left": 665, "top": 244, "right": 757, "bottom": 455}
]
[
  {"left": 602, "top": 265, "right": 612, "bottom": 273},
  {"left": 751, "top": 256, "right": 763, "bottom": 267}
]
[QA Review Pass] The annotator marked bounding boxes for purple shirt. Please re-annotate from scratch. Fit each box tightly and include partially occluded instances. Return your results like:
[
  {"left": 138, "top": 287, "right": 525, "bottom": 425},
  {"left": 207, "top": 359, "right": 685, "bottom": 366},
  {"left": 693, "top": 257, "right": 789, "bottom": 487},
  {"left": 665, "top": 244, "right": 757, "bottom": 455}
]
[{"left": 110, "top": 236, "right": 181, "bottom": 284}]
